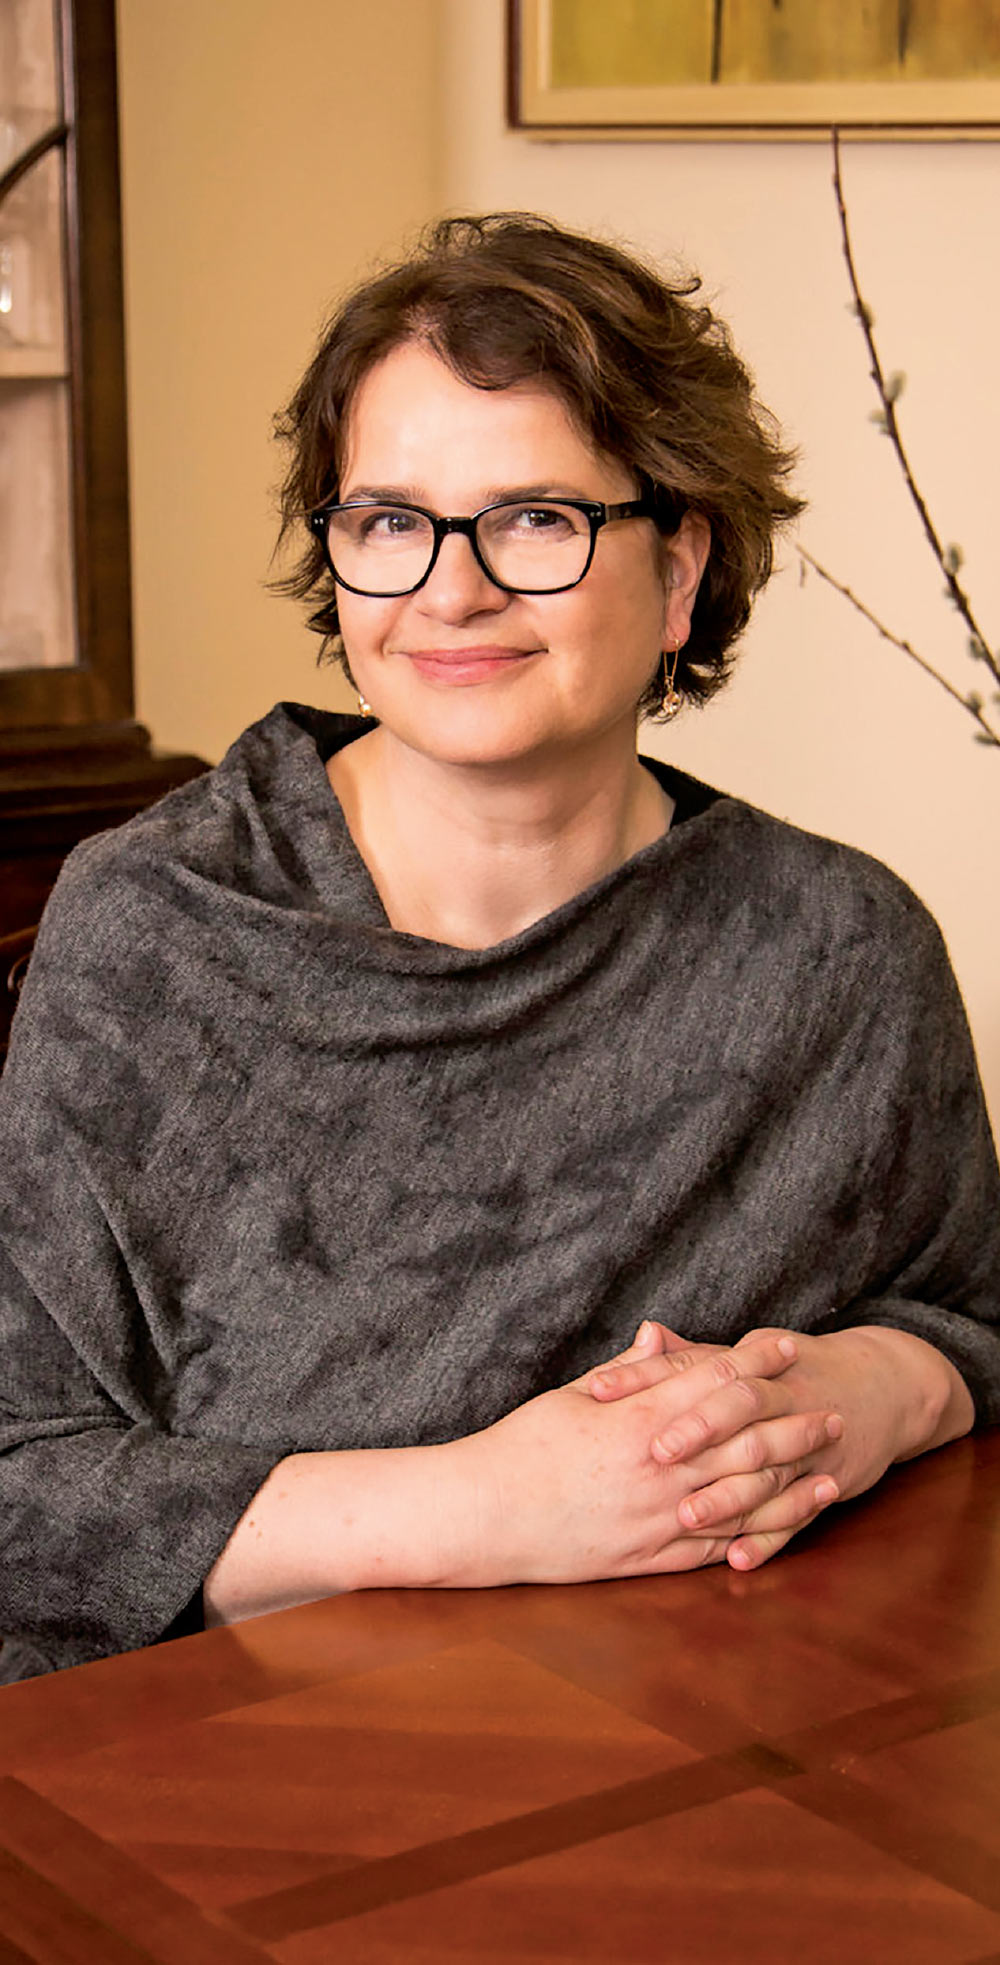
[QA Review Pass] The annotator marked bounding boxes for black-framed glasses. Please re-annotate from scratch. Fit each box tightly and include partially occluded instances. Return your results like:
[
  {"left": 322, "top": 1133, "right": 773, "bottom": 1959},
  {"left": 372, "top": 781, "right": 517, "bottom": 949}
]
[{"left": 305, "top": 494, "right": 662, "bottom": 597}]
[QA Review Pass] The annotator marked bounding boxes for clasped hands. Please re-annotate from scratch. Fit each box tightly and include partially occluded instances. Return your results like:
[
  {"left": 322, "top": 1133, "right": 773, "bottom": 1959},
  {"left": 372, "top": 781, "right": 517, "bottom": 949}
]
[
  {"left": 590, "top": 1321, "right": 845, "bottom": 1573},
  {"left": 205, "top": 1312, "right": 970, "bottom": 1620},
  {"left": 462, "top": 1316, "right": 955, "bottom": 1586}
]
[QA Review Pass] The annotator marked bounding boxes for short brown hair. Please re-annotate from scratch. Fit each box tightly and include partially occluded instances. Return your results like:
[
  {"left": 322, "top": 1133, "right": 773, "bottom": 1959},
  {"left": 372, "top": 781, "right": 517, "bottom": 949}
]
[{"left": 273, "top": 213, "right": 803, "bottom": 713}]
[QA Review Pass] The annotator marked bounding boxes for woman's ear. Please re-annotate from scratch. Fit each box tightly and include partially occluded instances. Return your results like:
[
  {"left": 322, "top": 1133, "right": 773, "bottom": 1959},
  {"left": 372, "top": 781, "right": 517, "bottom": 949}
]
[{"left": 661, "top": 511, "right": 711, "bottom": 646}]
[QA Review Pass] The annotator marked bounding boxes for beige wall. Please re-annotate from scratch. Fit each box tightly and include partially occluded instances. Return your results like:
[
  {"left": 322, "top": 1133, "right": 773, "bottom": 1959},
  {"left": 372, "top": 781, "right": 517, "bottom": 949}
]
[
  {"left": 436, "top": 0, "right": 1000, "bottom": 1133},
  {"left": 116, "top": 0, "right": 999, "bottom": 1131},
  {"left": 115, "top": 0, "right": 440, "bottom": 762}
]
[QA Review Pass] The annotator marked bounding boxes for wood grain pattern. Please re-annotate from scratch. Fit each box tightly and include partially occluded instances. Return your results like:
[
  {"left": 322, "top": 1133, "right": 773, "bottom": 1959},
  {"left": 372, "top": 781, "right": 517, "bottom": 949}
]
[{"left": 2, "top": 1433, "right": 999, "bottom": 1961}]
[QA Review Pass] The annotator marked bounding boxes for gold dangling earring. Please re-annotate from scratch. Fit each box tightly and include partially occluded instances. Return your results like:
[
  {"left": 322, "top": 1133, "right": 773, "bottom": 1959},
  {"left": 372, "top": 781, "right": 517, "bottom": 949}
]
[
  {"left": 660, "top": 637, "right": 682, "bottom": 721},
  {"left": 357, "top": 690, "right": 373, "bottom": 718}
]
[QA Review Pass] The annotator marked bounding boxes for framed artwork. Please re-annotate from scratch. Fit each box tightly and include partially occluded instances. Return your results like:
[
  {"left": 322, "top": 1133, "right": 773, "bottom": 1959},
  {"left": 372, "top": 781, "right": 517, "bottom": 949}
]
[{"left": 507, "top": 0, "right": 1000, "bottom": 138}]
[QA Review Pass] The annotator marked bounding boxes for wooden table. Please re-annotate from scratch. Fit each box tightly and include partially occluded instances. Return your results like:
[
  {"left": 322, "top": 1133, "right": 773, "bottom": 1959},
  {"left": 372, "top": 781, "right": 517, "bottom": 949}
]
[{"left": 3, "top": 1434, "right": 1000, "bottom": 1963}]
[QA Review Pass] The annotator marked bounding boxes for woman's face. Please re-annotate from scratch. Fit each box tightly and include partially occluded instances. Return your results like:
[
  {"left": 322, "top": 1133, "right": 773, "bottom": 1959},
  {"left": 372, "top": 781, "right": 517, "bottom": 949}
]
[{"left": 335, "top": 340, "right": 709, "bottom": 772}]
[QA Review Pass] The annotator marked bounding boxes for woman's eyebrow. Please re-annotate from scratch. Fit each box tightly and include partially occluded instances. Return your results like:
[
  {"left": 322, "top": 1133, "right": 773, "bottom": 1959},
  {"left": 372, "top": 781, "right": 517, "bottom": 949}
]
[
  {"left": 483, "top": 483, "right": 590, "bottom": 503},
  {"left": 338, "top": 482, "right": 591, "bottom": 507},
  {"left": 338, "top": 483, "right": 423, "bottom": 504}
]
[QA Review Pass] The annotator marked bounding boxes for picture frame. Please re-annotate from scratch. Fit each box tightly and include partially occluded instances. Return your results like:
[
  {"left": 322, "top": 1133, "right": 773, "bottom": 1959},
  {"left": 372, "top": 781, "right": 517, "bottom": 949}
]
[{"left": 507, "top": 0, "right": 1000, "bottom": 140}]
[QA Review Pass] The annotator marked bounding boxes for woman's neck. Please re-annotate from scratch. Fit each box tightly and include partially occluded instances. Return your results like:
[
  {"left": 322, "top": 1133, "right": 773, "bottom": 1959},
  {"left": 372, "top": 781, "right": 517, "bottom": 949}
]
[{"left": 327, "top": 726, "right": 673, "bottom": 949}]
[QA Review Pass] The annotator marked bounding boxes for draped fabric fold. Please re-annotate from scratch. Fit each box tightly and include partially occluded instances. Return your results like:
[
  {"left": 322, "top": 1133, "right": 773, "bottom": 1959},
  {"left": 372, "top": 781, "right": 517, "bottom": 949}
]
[{"left": 2, "top": 703, "right": 998, "bottom": 1679}]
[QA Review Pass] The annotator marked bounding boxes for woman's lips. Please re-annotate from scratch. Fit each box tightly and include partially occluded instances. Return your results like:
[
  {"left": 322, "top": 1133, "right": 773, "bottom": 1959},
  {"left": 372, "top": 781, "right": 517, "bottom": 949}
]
[{"left": 402, "top": 648, "right": 540, "bottom": 685}]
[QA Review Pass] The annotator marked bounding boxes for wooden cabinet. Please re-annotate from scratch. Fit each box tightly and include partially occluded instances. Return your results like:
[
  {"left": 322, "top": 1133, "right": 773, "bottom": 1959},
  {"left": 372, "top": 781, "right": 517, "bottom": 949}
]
[{"left": 0, "top": 0, "right": 205, "bottom": 934}]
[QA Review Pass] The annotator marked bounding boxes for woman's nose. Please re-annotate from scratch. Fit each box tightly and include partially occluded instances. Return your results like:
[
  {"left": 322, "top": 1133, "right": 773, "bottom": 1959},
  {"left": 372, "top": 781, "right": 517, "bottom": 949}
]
[{"left": 415, "top": 531, "right": 510, "bottom": 620}]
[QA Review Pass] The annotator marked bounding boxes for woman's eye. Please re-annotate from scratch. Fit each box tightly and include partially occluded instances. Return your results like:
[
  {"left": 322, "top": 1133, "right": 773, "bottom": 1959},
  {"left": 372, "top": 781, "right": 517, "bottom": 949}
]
[
  {"left": 504, "top": 505, "right": 573, "bottom": 535},
  {"left": 360, "top": 507, "right": 420, "bottom": 540}
]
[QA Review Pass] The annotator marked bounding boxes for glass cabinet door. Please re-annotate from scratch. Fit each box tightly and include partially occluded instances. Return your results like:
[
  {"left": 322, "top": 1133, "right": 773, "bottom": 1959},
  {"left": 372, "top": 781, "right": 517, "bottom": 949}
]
[
  {"left": 0, "top": 0, "right": 75, "bottom": 675},
  {"left": 0, "top": 0, "right": 205, "bottom": 941},
  {"left": 0, "top": 0, "right": 137, "bottom": 739}
]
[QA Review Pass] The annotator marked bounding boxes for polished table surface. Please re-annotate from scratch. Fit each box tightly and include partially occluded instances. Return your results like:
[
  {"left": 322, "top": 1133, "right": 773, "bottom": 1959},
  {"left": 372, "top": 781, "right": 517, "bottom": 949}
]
[{"left": 2, "top": 1433, "right": 1000, "bottom": 1964}]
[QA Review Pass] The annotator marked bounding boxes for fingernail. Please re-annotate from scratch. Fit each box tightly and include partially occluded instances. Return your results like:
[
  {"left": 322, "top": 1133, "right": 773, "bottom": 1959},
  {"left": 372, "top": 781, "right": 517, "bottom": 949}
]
[
  {"left": 680, "top": 1496, "right": 706, "bottom": 1526},
  {"left": 590, "top": 1371, "right": 613, "bottom": 1394},
  {"left": 728, "top": 1546, "right": 753, "bottom": 1571},
  {"left": 815, "top": 1477, "right": 839, "bottom": 1505},
  {"left": 825, "top": 1413, "right": 844, "bottom": 1440},
  {"left": 653, "top": 1431, "right": 683, "bottom": 1462},
  {"left": 777, "top": 1337, "right": 798, "bottom": 1359},
  {"left": 635, "top": 1320, "right": 653, "bottom": 1347}
]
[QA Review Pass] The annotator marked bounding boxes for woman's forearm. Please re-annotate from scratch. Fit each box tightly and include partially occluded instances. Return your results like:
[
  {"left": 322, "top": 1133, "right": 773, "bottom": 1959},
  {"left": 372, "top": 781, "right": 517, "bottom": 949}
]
[
  {"left": 203, "top": 1330, "right": 819, "bottom": 1624},
  {"left": 203, "top": 1439, "right": 481, "bottom": 1626},
  {"left": 852, "top": 1325, "right": 975, "bottom": 1463}
]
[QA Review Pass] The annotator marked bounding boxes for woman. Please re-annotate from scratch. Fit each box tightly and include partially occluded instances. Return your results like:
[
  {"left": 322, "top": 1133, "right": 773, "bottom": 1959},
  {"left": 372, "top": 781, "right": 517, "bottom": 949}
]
[{"left": 1, "top": 215, "right": 997, "bottom": 1682}]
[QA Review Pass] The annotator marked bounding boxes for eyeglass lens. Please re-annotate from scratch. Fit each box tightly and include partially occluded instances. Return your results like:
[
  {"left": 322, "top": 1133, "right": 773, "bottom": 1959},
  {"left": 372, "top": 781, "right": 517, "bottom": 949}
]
[{"left": 325, "top": 501, "right": 594, "bottom": 594}]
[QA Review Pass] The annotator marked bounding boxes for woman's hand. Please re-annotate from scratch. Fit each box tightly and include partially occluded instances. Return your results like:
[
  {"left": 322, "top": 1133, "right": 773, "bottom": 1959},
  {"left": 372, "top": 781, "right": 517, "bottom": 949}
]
[
  {"left": 210, "top": 1322, "right": 959, "bottom": 1626},
  {"left": 450, "top": 1328, "right": 826, "bottom": 1586},
  {"left": 587, "top": 1321, "right": 974, "bottom": 1572},
  {"left": 206, "top": 1326, "right": 816, "bottom": 1622}
]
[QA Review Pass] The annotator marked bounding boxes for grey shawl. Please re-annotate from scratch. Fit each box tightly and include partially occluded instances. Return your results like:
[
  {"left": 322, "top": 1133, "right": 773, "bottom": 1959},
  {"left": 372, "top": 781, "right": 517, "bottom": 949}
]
[{"left": 2, "top": 704, "right": 998, "bottom": 1680}]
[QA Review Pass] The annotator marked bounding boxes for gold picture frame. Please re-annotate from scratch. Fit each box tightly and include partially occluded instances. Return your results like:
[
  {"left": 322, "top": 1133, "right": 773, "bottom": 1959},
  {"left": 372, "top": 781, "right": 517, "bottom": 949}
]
[{"left": 508, "top": 0, "right": 1000, "bottom": 139}]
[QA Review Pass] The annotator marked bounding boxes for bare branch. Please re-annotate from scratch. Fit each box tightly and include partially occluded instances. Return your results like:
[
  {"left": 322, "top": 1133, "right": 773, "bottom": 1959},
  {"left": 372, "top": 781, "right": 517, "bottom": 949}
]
[
  {"left": 799, "top": 547, "right": 1000, "bottom": 749},
  {"left": 831, "top": 128, "right": 998, "bottom": 688}
]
